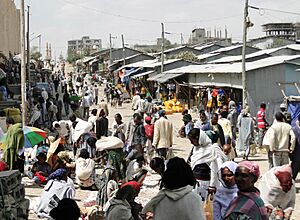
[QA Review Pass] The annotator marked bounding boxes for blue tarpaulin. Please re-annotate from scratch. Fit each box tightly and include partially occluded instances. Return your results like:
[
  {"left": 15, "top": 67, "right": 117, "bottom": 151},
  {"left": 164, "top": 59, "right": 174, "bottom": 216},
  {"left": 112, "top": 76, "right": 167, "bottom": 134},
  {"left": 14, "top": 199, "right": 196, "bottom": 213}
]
[{"left": 288, "top": 101, "right": 300, "bottom": 127}]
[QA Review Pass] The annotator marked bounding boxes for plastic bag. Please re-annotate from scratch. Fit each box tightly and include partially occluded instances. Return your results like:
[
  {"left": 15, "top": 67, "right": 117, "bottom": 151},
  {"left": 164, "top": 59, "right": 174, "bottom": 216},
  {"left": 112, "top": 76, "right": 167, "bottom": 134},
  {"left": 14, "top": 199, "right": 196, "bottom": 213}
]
[{"left": 203, "top": 194, "right": 213, "bottom": 220}]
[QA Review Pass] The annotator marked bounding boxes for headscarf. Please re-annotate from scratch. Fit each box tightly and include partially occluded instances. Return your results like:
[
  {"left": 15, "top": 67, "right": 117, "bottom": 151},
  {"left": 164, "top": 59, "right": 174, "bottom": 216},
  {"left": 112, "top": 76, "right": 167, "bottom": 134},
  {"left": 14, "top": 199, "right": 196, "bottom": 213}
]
[
  {"left": 238, "top": 160, "right": 260, "bottom": 178},
  {"left": 158, "top": 110, "right": 166, "bottom": 117},
  {"left": 183, "top": 114, "right": 192, "bottom": 123},
  {"left": 57, "top": 151, "right": 71, "bottom": 164},
  {"left": 48, "top": 168, "right": 67, "bottom": 180},
  {"left": 121, "top": 181, "right": 141, "bottom": 193},
  {"left": 37, "top": 145, "right": 48, "bottom": 155},
  {"left": 274, "top": 164, "right": 292, "bottom": 175},
  {"left": 219, "top": 161, "right": 238, "bottom": 187}
]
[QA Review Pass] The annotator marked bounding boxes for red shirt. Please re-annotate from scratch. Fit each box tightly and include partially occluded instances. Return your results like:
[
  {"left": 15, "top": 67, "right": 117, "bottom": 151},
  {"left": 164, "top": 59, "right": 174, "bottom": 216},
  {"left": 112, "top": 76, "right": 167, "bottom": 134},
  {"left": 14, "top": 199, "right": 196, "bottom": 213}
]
[{"left": 257, "top": 108, "right": 266, "bottom": 129}]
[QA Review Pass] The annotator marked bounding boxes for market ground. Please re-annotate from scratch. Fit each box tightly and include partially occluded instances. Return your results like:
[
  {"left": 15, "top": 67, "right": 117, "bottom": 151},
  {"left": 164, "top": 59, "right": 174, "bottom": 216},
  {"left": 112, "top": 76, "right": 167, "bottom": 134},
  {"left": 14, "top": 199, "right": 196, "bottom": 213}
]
[{"left": 25, "top": 86, "right": 300, "bottom": 220}]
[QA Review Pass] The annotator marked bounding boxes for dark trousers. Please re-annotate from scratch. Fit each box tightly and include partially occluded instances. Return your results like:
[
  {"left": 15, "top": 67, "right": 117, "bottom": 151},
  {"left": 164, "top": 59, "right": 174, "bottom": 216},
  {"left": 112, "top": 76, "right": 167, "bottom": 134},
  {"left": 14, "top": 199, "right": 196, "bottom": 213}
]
[
  {"left": 156, "top": 148, "right": 168, "bottom": 159},
  {"left": 291, "top": 160, "right": 300, "bottom": 180}
]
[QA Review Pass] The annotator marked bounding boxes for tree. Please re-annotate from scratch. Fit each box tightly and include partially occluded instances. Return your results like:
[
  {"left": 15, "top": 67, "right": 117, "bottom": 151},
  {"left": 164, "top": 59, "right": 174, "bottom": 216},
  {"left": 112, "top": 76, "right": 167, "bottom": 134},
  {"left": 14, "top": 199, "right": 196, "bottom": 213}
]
[
  {"left": 30, "top": 46, "right": 42, "bottom": 61},
  {"left": 172, "top": 51, "right": 199, "bottom": 63},
  {"left": 67, "top": 49, "right": 81, "bottom": 63}
]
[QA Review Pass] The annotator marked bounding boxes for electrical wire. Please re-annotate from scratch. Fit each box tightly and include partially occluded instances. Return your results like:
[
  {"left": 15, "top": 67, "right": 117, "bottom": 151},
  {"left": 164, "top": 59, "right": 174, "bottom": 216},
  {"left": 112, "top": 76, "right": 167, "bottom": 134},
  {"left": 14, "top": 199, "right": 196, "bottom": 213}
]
[
  {"left": 249, "top": 5, "right": 300, "bottom": 16},
  {"left": 60, "top": 0, "right": 242, "bottom": 24}
]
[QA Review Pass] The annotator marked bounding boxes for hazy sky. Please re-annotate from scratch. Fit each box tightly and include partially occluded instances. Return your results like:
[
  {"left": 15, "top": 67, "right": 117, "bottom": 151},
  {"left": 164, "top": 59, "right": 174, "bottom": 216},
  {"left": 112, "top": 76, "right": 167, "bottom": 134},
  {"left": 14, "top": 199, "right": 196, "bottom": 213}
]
[{"left": 15, "top": 0, "right": 300, "bottom": 57}]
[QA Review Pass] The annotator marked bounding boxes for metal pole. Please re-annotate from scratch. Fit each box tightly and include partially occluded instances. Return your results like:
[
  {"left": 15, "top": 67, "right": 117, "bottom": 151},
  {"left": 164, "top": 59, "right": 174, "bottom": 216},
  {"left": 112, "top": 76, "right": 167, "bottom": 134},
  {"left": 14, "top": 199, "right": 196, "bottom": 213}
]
[
  {"left": 26, "top": 5, "right": 30, "bottom": 82},
  {"left": 109, "top": 34, "right": 112, "bottom": 64},
  {"left": 161, "top": 23, "right": 165, "bottom": 74},
  {"left": 242, "top": 0, "right": 249, "bottom": 107},
  {"left": 21, "top": 0, "right": 27, "bottom": 125},
  {"left": 39, "top": 35, "right": 41, "bottom": 54},
  {"left": 121, "top": 34, "right": 125, "bottom": 66}
]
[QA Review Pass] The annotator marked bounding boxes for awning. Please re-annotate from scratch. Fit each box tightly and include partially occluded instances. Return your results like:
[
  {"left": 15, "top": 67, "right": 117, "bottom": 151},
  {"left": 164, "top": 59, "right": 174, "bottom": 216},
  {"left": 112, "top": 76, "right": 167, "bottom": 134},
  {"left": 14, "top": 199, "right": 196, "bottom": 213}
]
[
  {"left": 132, "top": 71, "right": 154, "bottom": 79},
  {"left": 147, "top": 73, "right": 185, "bottom": 83},
  {"left": 124, "top": 67, "right": 142, "bottom": 77},
  {"left": 82, "top": 56, "right": 96, "bottom": 63},
  {"left": 180, "top": 82, "right": 243, "bottom": 89},
  {"left": 89, "top": 58, "right": 99, "bottom": 65}
]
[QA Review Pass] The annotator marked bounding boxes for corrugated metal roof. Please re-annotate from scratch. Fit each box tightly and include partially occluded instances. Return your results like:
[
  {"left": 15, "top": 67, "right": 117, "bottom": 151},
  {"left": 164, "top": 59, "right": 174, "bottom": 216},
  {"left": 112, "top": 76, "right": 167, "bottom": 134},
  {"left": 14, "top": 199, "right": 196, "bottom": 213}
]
[
  {"left": 197, "top": 53, "right": 221, "bottom": 60},
  {"left": 194, "top": 43, "right": 216, "bottom": 50},
  {"left": 117, "top": 59, "right": 181, "bottom": 71},
  {"left": 209, "top": 44, "right": 300, "bottom": 64},
  {"left": 164, "top": 55, "right": 300, "bottom": 74},
  {"left": 212, "top": 44, "right": 243, "bottom": 53}
]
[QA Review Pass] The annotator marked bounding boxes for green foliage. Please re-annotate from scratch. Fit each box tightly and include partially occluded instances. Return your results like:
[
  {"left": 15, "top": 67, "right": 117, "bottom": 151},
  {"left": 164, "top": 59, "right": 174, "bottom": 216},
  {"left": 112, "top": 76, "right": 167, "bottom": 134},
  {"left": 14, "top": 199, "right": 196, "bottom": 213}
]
[
  {"left": 30, "top": 46, "right": 42, "bottom": 61},
  {"left": 172, "top": 51, "right": 199, "bottom": 62},
  {"left": 67, "top": 49, "right": 81, "bottom": 63}
]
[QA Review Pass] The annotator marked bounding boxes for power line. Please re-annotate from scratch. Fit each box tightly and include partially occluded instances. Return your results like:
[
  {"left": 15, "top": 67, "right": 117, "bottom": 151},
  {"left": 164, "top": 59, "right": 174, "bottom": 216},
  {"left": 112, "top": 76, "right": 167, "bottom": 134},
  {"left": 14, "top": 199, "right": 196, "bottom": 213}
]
[
  {"left": 60, "top": 0, "right": 241, "bottom": 24},
  {"left": 249, "top": 5, "right": 300, "bottom": 16}
]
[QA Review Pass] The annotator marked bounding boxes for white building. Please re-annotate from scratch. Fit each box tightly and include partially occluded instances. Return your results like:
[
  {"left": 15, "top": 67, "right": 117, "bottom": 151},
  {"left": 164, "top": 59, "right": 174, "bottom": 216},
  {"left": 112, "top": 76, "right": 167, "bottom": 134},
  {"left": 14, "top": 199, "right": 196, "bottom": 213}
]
[{"left": 67, "top": 36, "right": 102, "bottom": 54}]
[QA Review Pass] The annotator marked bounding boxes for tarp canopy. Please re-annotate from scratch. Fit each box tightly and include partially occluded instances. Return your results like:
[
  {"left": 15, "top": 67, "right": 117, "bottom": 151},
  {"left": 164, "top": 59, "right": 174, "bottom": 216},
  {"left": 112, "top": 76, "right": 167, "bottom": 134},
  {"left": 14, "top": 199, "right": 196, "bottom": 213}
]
[
  {"left": 147, "top": 73, "right": 184, "bottom": 83},
  {"left": 132, "top": 70, "right": 154, "bottom": 79}
]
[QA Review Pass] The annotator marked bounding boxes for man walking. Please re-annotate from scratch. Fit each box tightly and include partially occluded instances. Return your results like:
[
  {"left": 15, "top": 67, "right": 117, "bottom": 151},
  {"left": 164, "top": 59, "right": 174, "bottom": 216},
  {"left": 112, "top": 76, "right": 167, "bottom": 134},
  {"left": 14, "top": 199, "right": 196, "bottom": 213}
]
[
  {"left": 152, "top": 110, "right": 173, "bottom": 159},
  {"left": 126, "top": 113, "right": 146, "bottom": 159},
  {"left": 82, "top": 93, "right": 93, "bottom": 119},
  {"left": 269, "top": 112, "right": 295, "bottom": 167}
]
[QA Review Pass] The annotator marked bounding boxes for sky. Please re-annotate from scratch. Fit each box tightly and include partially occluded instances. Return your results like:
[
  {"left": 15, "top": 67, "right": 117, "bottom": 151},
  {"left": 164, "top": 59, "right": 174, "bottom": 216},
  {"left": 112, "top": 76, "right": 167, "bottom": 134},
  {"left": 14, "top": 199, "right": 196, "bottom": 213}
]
[{"left": 15, "top": 0, "right": 300, "bottom": 58}]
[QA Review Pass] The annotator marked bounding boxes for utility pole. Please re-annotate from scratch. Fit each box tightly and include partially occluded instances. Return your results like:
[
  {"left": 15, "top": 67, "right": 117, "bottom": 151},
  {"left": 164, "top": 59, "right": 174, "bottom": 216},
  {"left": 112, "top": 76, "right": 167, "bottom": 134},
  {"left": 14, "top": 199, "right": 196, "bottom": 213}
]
[
  {"left": 109, "top": 34, "right": 112, "bottom": 65},
  {"left": 242, "top": 0, "right": 249, "bottom": 107},
  {"left": 121, "top": 34, "right": 126, "bottom": 66},
  {"left": 21, "top": 0, "right": 27, "bottom": 125},
  {"left": 181, "top": 33, "right": 184, "bottom": 45},
  {"left": 161, "top": 23, "right": 165, "bottom": 74},
  {"left": 26, "top": 5, "right": 30, "bottom": 82}
]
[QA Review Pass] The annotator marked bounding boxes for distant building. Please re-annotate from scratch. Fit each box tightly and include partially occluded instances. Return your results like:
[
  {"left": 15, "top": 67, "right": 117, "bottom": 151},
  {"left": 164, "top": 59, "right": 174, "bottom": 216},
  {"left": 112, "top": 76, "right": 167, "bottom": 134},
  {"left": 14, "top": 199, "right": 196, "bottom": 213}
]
[
  {"left": 189, "top": 28, "right": 232, "bottom": 46},
  {"left": 249, "top": 36, "right": 295, "bottom": 49},
  {"left": 262, "top": 22, "right": 300, "bottom": 40},
  {"left": 67, "top": 36, "right": 102, "bottom": 55}
]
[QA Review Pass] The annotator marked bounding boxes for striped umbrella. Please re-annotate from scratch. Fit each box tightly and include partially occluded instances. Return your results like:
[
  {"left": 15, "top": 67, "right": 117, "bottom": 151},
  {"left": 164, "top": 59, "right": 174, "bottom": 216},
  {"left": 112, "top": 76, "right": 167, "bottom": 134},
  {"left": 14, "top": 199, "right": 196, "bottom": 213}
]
[{"left": 23, "top": 126, "right": 47, "bottom": 148}]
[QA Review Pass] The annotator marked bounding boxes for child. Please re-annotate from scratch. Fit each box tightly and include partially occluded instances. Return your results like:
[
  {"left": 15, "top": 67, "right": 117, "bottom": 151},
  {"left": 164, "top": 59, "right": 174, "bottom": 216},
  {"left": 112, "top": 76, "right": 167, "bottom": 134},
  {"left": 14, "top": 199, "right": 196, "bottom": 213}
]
[
  {"left": 30, "top": 152, "right": 52, "bottom": 185},
  {"left": 144, "top": 116, "right": 154, "bottom": 161},
  {"left": 213, "top": 161, "right": 238, "bottom": 220}
]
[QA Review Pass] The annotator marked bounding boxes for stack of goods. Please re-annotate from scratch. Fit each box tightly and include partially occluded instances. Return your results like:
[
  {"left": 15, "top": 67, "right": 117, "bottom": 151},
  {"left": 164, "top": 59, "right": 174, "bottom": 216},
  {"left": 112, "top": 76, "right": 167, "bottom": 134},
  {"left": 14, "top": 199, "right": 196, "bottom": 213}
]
[
  {"left": 0, "top": 170, "right": 29, "bottom": 220},
  {"left": 163, "top": 98, "right": 183, "bottom": 114}
]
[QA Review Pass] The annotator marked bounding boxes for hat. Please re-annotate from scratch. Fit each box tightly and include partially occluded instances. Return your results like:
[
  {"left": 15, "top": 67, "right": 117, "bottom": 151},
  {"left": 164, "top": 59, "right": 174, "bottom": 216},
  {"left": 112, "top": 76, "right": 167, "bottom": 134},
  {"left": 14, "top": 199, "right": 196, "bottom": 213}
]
[
  {"left": 280, "top": 103, "right": 287, "bottom": 109},
  {"left": 121, "top": 181, "right": 141, "bottom": 193},
  {"left": 238, "top": 160, "right": 260, "bottom": 178},
  {"left": 145, "top": 116, "right": 152, "bottom": 123}
]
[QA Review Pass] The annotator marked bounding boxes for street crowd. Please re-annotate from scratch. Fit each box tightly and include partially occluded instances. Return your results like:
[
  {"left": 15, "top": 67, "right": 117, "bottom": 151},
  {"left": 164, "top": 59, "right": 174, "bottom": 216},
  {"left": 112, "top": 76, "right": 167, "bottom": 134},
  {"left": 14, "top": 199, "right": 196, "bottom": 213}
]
[{"left": 0, "top": 71, "right": 299, "bottom": 220}]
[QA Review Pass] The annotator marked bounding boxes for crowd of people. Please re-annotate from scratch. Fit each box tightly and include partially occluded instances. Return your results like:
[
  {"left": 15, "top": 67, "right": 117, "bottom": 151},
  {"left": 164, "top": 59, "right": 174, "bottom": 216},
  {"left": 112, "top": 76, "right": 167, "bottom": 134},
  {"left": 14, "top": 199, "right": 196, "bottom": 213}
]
[{"left": 0, "top": 70, "right": 299, "bottom": 220}]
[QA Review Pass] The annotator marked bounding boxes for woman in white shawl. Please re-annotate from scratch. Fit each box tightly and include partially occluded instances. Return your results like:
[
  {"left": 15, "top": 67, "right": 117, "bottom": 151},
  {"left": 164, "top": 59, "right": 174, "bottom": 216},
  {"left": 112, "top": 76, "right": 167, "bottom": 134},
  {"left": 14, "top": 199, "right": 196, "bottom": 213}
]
[
  {"left": 187, "top": 128, "right": 219, "bottom": 200},
  {"left": 258, "top": 164, "right": 296, "bottom": 219},
  {"left": 75, "top": 148, "right": 96, "bottom": 189},
  {"left": 213, "top": 161, "right": 238, "bottom": 220}
]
